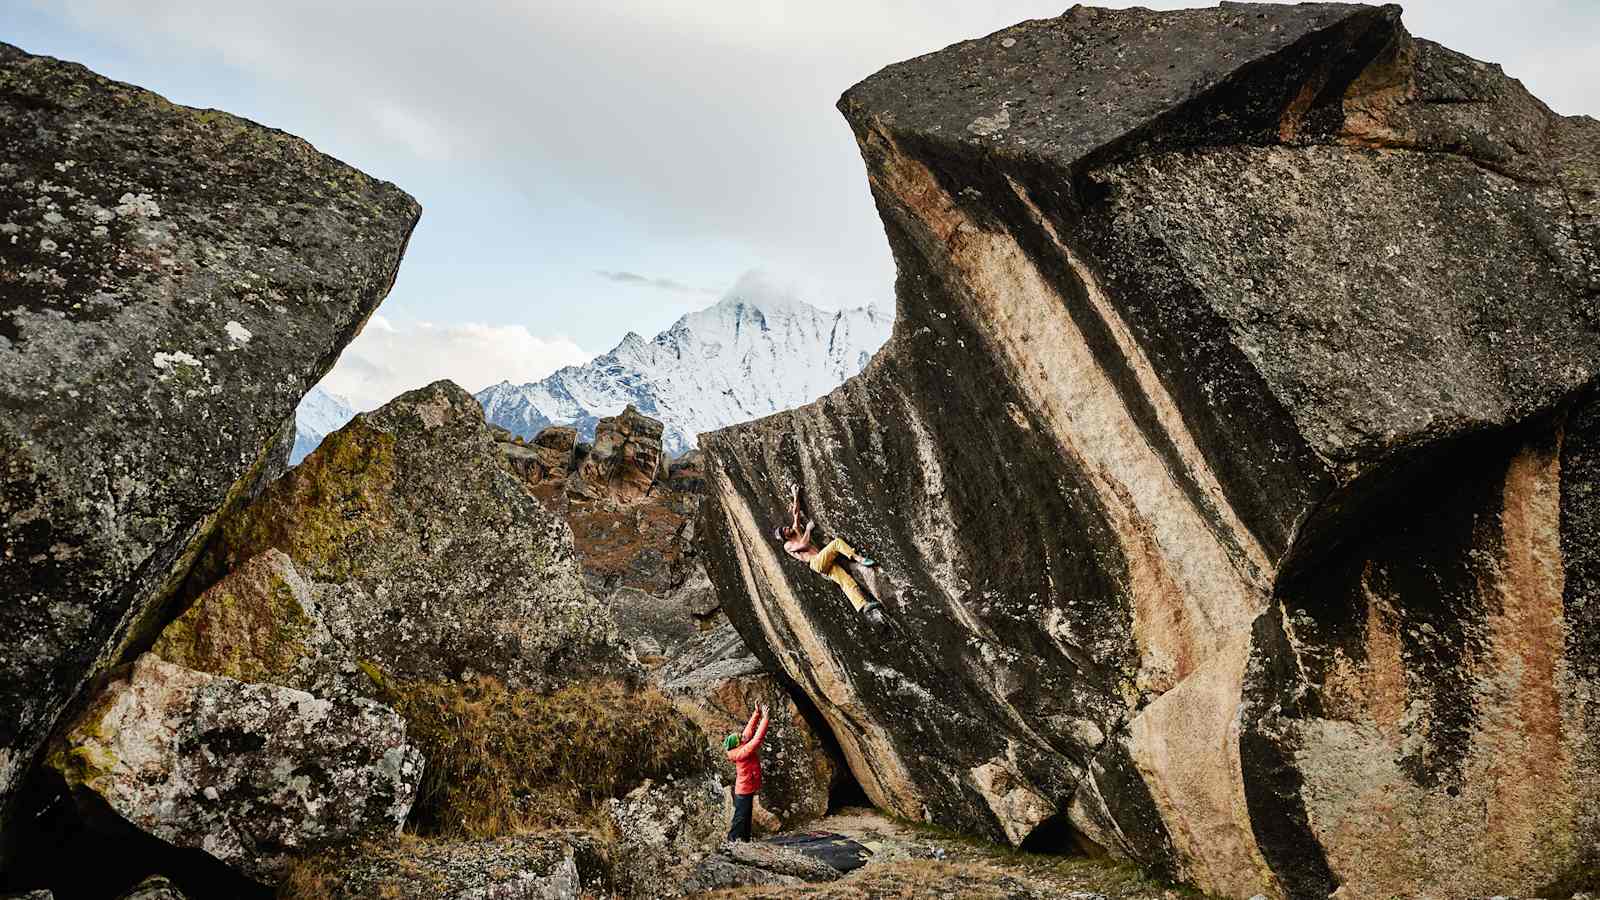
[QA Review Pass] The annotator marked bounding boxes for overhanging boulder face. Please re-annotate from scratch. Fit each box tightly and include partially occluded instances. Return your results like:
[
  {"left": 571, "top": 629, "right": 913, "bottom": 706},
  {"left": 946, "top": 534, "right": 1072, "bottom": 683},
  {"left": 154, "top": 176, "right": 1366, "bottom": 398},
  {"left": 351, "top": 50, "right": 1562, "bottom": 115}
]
[
  {"left": 0, "top": 43, "right": 419, "bottom": 826},
  {"left": 698, "top": 4, "right": 1600, "bottom": 897}
]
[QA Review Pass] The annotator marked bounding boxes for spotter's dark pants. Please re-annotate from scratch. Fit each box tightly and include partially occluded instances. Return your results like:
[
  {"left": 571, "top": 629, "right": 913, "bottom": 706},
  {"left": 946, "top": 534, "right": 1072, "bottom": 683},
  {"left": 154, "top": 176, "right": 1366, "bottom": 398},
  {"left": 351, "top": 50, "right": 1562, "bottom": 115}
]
[{"left": 727, "top": 791, "right": 755, "bottom": 842}]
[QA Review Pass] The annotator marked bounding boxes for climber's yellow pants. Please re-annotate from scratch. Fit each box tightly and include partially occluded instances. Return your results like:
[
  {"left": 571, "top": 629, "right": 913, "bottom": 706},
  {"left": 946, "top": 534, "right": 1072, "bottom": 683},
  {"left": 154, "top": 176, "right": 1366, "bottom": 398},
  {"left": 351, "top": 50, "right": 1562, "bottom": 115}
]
[{"left": 810, "top": 538, "right": 869, "bottom": 611}]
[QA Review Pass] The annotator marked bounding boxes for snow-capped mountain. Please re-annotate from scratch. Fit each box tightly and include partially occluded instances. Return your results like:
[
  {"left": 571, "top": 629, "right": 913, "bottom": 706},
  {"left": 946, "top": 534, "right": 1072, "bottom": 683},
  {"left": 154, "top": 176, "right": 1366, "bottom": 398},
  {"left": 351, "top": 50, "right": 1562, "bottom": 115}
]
[
  {"left": 477, "top": 272, "right": 893, "bottom": 456},
  {"left": 290, "top": 386, "right": 357, "bottom": 464}
]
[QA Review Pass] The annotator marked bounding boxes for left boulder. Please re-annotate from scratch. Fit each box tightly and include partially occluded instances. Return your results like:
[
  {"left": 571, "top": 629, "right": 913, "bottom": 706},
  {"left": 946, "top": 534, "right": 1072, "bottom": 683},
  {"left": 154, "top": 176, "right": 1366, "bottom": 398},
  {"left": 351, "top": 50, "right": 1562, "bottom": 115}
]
[
  {"left": 0, "top": 40, "right": 420, "bottom": 825},
  {"left": 48, "top": 653, "right": 422, "bottom": 883}
]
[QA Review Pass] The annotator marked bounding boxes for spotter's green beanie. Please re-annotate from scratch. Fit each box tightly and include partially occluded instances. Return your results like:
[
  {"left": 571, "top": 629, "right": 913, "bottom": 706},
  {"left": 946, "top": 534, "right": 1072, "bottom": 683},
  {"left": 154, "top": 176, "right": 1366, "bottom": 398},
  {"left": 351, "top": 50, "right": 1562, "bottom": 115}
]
[{"left": 723, "top": 733, "right": 740, "bottom": 752}]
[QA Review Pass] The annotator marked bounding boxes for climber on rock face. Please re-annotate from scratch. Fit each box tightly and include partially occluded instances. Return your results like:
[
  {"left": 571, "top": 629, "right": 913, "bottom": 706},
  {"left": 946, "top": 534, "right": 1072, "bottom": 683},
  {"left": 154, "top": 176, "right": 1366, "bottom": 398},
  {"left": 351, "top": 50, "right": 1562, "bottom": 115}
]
[
  {"left": 773, "top": 484, "right": 892, "bottom": 630},
  {"left": 723, "top": 704, "right": 770, "bottom": 843}
]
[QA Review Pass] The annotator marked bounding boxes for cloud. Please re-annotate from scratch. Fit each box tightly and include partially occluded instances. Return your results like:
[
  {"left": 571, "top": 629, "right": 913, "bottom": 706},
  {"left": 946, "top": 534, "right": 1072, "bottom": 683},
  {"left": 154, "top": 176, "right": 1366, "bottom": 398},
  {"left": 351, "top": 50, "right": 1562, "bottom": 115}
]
[
  {"left": 595, "top": 270, "right": 719, "bottom": 295},
  {"left": 25, "top": 0, "right": 1598, "bottom": 314},
  {"left": 317, "top": 317, "right": 590, "bottom": 411},
  {"left": 371, "top": 103, "right": 454, "bottom": 162}
]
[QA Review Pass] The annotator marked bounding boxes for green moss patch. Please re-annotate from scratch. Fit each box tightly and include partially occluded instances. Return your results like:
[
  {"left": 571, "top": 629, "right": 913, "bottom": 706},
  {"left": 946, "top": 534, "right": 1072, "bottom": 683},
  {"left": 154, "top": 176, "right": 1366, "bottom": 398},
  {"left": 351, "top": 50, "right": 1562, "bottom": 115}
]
[
  {"left": 212, "top": 422, "right": 399, "bottom": 585},
  {"left": 151, "top": 554, "right": 315, "bottom": 683}
]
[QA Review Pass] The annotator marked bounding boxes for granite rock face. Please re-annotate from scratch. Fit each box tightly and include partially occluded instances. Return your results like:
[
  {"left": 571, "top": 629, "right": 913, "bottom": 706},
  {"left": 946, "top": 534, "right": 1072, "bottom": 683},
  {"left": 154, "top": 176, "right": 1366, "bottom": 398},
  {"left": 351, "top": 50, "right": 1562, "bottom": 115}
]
[
  {"left": 0, "top": 41, "right": 418, "bottom": 822},
  {"left": 48, "top": 654, "right": 421, "bottom": 884},
  {"left": 149, "top": 549, "right": 349, "bottom": 696},
  {"left": 605, "top": 773, "right": 727, "bottom": 898},
  {"left": 193, "top": 380, "right": 632, "bottom": 691},
  {"left": 699, "top": 4, "right": 1600, "bottom": 897}
]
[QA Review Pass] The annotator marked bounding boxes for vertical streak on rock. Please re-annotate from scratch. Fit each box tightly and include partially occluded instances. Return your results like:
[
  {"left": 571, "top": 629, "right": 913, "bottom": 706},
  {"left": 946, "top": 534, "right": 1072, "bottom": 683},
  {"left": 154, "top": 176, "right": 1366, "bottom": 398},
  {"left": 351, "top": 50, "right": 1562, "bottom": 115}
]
[
  {"left": 1562, "top": 389, "right": 1600, "bottom": 878},
  {"left": 1485, "top": 437, "right": 1575, "bottom": 876},
  {"left": 1259, "top": 429, "right": 1590, "bottom": 898},
  {"left": 865, "top": 127, "right": 1267, "bottom": 692},
  {"left": 1126, "top": 633, "right": 1279, "bottom": 899},
  {"left": 1003, "top": 176, "right": 1273, "bottom": 583}
]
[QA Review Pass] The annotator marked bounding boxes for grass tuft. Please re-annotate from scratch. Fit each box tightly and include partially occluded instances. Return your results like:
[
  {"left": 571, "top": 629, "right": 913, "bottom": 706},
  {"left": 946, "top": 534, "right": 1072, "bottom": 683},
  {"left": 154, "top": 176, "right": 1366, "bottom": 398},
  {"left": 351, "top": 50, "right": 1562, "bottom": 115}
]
[{"left": 361, "top": 668, "right": 707, "bottom": 838}]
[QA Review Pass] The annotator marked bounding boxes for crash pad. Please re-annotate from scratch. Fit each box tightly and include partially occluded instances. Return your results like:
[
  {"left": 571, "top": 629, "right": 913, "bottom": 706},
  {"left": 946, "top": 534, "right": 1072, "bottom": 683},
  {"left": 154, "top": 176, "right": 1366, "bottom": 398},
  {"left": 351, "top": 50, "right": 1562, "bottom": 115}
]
[{"left": 763, "top": 831, "right": 872, "bottom": 872}]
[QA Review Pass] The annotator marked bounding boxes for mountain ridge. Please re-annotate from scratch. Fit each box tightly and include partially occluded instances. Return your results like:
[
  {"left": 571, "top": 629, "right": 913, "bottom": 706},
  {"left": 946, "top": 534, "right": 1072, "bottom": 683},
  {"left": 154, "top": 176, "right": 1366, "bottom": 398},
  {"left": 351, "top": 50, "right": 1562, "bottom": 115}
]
[{"left": 476, "top": 272, "right": 892, "bottom": 456}]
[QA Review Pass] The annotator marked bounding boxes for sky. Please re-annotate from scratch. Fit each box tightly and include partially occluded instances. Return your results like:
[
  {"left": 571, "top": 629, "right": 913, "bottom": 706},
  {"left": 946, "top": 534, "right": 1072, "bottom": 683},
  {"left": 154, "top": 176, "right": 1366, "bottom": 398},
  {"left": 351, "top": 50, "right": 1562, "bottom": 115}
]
[{"left": 10, "top": 0, "right": 1598, "bottom": 409}]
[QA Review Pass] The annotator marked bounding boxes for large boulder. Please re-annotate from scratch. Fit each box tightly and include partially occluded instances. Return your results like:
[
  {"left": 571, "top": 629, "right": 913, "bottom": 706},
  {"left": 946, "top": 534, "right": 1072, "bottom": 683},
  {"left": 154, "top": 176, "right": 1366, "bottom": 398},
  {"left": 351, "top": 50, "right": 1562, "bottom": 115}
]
[
  {"left": 191, "top": 380, "right": 632, "bottom": 691},
  {"left": 47, "top": 654, "right": 421, "bottom": 884},
  {"left": 699, "top": 4, "right": 1600, "bottom": 897},
  {"left": 0, "top": 41, "right": 418, "bottom": 822}
]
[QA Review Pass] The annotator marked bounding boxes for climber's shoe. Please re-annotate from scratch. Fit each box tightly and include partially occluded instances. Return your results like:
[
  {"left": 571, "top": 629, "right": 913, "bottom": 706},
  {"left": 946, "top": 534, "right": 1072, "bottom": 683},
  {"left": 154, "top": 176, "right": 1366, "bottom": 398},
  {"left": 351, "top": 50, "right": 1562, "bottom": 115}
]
[
  {"left": 862, "top": 601, "right": 889, "bottom": 633},
  {"left": 858, "top": 556, "right": 877, "bottom": 568}
]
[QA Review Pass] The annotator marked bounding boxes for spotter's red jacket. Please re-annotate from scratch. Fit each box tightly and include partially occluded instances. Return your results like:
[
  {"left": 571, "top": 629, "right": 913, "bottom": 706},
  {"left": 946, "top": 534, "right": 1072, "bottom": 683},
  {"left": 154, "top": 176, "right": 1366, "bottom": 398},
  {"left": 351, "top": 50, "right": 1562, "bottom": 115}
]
[{"left": 726, "top": 708, "right": 770, "bottom": 795}]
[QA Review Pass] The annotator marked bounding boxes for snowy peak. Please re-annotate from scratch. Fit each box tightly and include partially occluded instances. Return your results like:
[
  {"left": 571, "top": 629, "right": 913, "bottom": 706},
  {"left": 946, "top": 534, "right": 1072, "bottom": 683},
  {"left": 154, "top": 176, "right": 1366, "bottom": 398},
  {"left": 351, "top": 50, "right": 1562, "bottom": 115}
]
[
  {"left": 475, "top": 274, "right": 892, "bottom": 456},
  {"left": 290, "top": 386, "right": 357, "bottom": 464}
]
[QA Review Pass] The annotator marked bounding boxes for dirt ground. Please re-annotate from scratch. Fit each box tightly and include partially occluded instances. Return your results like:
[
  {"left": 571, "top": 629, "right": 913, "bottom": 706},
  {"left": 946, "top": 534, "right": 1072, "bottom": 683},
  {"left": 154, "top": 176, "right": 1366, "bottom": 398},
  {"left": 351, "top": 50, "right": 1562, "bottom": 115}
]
[{"left": 700, "top": 807, "right": 1207, "bottom": 900}]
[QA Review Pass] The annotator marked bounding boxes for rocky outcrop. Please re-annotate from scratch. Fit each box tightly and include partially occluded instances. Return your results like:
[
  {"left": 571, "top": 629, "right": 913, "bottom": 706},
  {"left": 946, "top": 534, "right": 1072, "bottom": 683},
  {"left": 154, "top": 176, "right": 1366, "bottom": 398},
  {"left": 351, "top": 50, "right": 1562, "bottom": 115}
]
[
  {"left": 659, "top": 625, "right": 844, "bottom": 832},
  {"left": 0, "top": 43, "right": 418, "bottom": 824},
  {"left": 48, "top": 654, "right": 420, "bottom": 883},
  {"left": 667, "top": 449, "right": 706, "bottom": 493},
  {"left": 699, "top": 5, "right": 1600, "bottom": 898},
  {"left": 514, "top": 408, "right": 714, "bottom": 661},
  {"left": 604, "top": 773, "right": 727, "bottom": 897},
  {"left": 497, "top": 425, "right": 578, "bottom": 486},
  {"left": 192, "top": 380, "right": 631, "bottom": 691},
  {"left": 570, "top": 405, "right": 667, "bottom": 502},
  {"left": 281, "top": 832, "right": 612, "bottom": 900}
]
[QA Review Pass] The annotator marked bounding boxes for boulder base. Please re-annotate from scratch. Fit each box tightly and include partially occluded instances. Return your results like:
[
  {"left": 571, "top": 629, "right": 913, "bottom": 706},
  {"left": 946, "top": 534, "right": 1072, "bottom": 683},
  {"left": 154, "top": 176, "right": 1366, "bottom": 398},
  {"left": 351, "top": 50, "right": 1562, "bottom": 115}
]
[{"left": 48, "top": 655, "right": 421, "bottom": 884}]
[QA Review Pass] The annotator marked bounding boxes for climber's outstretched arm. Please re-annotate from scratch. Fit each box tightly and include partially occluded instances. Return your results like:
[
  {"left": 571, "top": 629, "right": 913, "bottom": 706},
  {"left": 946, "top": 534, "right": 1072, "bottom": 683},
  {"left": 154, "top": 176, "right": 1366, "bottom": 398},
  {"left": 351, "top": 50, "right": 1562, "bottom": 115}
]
[{"left": 788, "top": 484, "right": 803, "bottom": 533}]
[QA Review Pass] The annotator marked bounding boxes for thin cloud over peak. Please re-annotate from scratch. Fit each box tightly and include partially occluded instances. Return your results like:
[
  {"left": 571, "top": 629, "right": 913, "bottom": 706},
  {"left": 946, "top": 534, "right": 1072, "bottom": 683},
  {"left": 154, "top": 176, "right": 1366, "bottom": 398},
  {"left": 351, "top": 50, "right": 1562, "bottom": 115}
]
[{"left": 595, "top": 270, "right": 720, "bottom": 295}]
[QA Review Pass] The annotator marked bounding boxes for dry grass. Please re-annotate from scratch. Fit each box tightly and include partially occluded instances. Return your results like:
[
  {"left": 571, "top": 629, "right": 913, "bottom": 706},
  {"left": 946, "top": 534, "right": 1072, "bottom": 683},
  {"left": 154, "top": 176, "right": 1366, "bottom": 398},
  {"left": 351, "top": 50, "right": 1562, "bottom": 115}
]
[
  {"left": 361, "top": 667, "right": 707, "bottom": 838},
  {"left": 890, "top": 817, "right": 1207, "bottom": 899},
  {"left": 700, "top": 858, "right": 1060, "bottom": 899}
]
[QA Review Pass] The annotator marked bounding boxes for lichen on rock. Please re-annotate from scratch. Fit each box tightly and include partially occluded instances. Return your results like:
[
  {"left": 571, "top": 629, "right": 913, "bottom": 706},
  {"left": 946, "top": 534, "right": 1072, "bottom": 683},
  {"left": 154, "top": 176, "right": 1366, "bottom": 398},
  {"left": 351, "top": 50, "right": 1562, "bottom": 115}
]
[
  {"left": 47, "top": 654, "right": 422, "bottom": 884},
  {"left": 191, "top": 380, "right": 633, "bottom": 692},
  {"left": 0, "top": 39, "right": 419, "bottom": 828}
]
